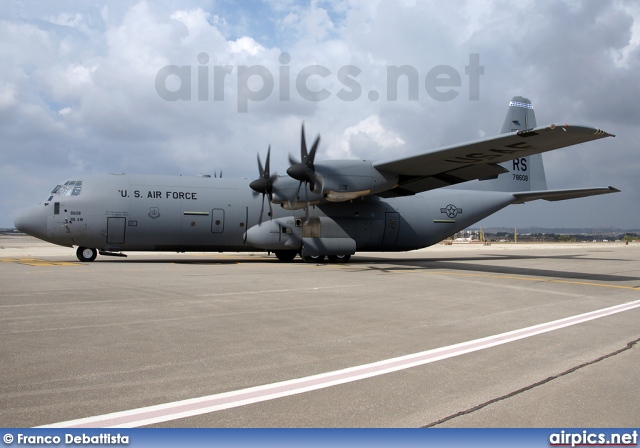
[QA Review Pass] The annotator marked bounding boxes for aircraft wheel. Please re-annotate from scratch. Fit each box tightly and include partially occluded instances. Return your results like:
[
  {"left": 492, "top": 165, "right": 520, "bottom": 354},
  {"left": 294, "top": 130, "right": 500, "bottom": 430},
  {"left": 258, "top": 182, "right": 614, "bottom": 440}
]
[
  {"left": 328, "top": 254, "right": 351, "bottom": 263},
  {"left": 76, "top": 247, "right": 97, "bottom": 262},
  {"left": 274, "top": 250, "right": 297, "bottom": 262},
  {"left": 301, "top": 254, "right": 325, "bottom": 263}
]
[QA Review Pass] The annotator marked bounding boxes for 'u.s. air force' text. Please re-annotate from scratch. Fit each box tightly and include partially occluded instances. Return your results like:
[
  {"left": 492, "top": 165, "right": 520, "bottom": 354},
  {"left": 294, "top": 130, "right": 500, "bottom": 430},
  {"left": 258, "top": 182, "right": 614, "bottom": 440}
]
[{"left": 118, "top": 190, "right": 198, "bottom": 200}]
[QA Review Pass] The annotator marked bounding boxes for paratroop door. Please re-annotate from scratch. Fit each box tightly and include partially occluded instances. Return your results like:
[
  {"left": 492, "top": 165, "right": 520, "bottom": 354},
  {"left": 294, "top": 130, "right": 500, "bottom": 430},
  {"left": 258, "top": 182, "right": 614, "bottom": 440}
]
[
  {"left": 211, "top": 209, "right": 225, "bottom": 233},
  {"left": 106, "top": 217, "right": 126, "bottom": 244},
  {"left": 381, "top": 212, "right": 399, "bottom": 245}
]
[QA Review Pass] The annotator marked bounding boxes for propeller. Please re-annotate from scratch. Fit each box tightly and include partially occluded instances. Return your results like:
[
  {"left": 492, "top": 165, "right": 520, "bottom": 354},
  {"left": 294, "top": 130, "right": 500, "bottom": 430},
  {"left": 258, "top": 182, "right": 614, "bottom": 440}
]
[
  {"left": 286, "top": 124, "right": 324, "bottom": 197},
  {"left": 249, "top": 145, "right": 277, "bottom": 223}
]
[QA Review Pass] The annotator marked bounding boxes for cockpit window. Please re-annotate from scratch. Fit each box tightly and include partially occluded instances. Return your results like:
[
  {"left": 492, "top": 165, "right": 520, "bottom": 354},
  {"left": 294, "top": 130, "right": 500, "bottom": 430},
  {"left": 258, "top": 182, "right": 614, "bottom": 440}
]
[{"left": 49, "top": 181, "right": 83, "bottom": 198}]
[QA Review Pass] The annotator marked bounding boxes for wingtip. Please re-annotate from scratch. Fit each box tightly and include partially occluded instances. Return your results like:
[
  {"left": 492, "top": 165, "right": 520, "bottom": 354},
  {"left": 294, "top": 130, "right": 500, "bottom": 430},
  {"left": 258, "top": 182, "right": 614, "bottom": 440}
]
[
  {"left": 592, "top": 128, "right": 615, "bottom": 137},
  {"left": 544, "top": 124, "right": 615, "bottom": 138}
]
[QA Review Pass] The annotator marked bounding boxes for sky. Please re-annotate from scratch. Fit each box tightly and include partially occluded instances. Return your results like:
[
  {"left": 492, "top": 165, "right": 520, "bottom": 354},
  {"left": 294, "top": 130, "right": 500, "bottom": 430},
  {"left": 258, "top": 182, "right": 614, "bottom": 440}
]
[{"left": 1, "top": 0, "right": 639, "bottom": 230}]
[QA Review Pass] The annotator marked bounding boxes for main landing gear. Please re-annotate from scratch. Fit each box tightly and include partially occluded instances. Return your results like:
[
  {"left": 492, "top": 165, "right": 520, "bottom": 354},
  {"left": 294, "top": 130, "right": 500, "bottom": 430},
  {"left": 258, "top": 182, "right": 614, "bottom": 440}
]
[
  {"left": 273, "top": 250, "right": 351, "bottom": 263},
  {"left": 301, "top": 254, "right": 351, "bottom": 263},
  {"left": 76, "top": 247, "right": 97, "bottom": 262}
]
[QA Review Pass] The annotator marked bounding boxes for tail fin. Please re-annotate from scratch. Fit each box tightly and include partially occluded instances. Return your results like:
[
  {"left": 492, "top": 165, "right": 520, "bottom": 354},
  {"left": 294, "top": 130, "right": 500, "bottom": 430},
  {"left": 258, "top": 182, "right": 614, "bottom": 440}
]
[
  {"left": 499, "top": 96, "right": 536, "bottom": 134},
  {"left": 478, "top": 96, "right": 547, "bottom": 192},
  {"left": 461, "top": 96, "right": 619, "bottom": 202}
]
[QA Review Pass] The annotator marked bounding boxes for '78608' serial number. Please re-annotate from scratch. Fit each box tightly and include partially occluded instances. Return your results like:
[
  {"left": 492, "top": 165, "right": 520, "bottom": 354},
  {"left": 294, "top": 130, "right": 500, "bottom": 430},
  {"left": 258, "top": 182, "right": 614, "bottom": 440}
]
[{"left": 513, "top": 174, "right": 529, "bottom": 181}]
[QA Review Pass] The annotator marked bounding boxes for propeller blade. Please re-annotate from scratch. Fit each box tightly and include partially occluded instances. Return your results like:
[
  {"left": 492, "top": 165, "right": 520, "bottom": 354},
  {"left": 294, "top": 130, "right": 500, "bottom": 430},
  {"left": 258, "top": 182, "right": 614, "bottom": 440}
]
[
  {"left": 308, "top": 135, "right": 320, "bottom": 165},
  {"left": 259, "top": 193, "right": 265, "bottom": 224},
  {"left": 287, "top": 123, "right": 321, "bottom": 185},
  {"left": 295, "top": 180, "right": 303, "bottom": 201},
  {"left": 252, "top": 146, "right": 278, "bottom": 221},
  {"left": 301, "top": 124, "right": 308, "bottom": 159},
  {"left": 257, "top": 153, "right": 265, "bottom": 178},
  {"left": 284, "top": 123, "right": 324, "bottom": 208},
  {"left": 267, "top": 173, "right": 277, "bottom": 220},
  {"left": 311, "top": 172, "right": 324, "bottom": 195},
  {"left": 304, "top": 179, "right": 310, "bottom": 221},
  {"left": 265, "top": 145, "right": 271, "bottom": 177}
]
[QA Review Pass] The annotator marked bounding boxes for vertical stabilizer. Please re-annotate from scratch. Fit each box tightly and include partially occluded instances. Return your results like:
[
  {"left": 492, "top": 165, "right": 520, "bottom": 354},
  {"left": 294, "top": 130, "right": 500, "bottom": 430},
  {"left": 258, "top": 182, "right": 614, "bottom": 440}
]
[
  {"left": 476, "top": 96, "right": 547, "bottom": 192},
  {"left": 500, "top": 96, "right": 536, "bottom": 134}
]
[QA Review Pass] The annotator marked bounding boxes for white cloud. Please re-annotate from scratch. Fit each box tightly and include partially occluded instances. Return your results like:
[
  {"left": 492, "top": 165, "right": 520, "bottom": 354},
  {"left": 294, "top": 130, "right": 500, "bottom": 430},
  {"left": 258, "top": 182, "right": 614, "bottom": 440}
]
[
  {"left": 0, "top": 82, "right": 17, "bottom": 110},
  {"left": 277, "top": 0, "right": 336, "bottom": 43},
  {"left": 332, "top": 115, "right": 405, "bottom": 159},
  {"left": 47, "top": 12, "right": 92, "bottom": 34},
  {"left": 170, "top": 8, "right": 215, "bottom": 45},
  {"left": 345, "top": 115, "right": 405, "bottom": 147},
  {"left": 227, "top": 36, "right": 265, "bottom": 56}
]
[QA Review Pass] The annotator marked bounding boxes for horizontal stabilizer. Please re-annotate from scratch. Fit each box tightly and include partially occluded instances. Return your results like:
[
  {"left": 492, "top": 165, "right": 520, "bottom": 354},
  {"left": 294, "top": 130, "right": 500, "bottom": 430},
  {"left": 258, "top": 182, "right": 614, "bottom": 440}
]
[{"left": 511, "top": 186, "right": 620, "bottom": 204}]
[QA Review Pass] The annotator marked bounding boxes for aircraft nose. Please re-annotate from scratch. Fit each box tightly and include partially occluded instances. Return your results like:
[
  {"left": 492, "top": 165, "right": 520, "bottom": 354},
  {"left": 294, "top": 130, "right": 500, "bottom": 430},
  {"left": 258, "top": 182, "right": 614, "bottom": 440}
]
[{"left": 14, "top": 205, "right": 48, "bottom": 240}]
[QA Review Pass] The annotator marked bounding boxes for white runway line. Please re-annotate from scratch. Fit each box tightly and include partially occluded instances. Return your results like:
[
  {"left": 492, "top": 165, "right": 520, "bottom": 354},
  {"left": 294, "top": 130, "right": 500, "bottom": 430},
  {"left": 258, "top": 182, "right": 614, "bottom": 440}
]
[{"left": 38, "top": 299, "right": 640, "bottom": 428}]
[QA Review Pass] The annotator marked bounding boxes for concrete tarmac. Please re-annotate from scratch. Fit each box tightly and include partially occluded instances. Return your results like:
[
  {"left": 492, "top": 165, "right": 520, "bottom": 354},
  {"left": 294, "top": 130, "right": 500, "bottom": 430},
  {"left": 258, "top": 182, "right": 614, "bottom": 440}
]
[{"left": 1, "top": 235, "right": 639, "bottom": 427}]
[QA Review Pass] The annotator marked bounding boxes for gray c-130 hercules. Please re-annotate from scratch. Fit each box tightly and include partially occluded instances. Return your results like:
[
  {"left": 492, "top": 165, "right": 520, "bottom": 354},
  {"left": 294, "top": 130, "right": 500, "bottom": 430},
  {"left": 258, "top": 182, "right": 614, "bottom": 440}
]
[{"left": 14, "top": 96, "right": 618, "bottom": 263}]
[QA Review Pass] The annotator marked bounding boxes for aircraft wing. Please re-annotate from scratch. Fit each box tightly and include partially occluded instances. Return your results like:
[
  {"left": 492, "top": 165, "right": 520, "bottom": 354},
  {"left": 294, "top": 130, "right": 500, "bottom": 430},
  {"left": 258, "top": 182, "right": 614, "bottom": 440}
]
[
  {"left": 374, "top": 124, "right": 614, "bottom": 197},
  {"left": 511, "top": 186, "right": 620, "bottom": 204}
]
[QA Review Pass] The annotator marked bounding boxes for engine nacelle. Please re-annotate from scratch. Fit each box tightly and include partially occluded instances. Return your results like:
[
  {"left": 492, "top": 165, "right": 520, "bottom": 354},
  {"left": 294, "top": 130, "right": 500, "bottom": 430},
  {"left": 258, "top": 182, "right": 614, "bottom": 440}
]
[
  {"left": 315, "top": 160, "right": 398, "bottom": 201},
  {"left": 269, "top": 160, "right": 399, "bottom": 210}
]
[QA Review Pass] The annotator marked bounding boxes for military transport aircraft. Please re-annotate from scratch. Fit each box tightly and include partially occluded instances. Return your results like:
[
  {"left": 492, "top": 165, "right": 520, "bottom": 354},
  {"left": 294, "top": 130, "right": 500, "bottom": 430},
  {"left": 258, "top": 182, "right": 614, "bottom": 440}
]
[{"left": 14, "top": 96, "right": 618, "bottom": 263}]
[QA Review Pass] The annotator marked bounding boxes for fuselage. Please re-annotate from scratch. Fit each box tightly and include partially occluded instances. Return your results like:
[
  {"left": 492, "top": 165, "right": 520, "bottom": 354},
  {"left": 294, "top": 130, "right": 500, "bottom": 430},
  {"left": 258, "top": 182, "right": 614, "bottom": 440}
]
[{"left": 14, "top": 173, "right": 516, "bottom": 256}]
